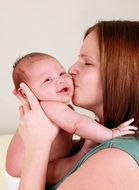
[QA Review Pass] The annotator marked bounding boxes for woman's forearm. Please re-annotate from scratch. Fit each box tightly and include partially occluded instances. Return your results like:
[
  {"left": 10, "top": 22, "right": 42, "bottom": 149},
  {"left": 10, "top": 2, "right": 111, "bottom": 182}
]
[
  {"left": 47, "top": 148, "right": 86, "bottom": 186},
  {"left": 16, "top": 83, "right": 60, "bottom": 190},
  {"left": 18, "top": 144, "right": 52, "bottom": 190}
]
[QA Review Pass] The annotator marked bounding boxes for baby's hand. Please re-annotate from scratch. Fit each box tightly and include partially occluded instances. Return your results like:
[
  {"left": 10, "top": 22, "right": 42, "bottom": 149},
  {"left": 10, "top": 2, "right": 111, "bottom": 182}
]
[{"left": 112, "top": 118, "right": 137, "bottom": 138}]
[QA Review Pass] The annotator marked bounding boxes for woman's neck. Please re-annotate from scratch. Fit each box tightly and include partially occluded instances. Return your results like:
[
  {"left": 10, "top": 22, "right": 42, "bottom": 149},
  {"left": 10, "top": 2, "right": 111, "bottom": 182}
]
[{"left": 89, "top": 104, "right": 104, "bottom": 124}]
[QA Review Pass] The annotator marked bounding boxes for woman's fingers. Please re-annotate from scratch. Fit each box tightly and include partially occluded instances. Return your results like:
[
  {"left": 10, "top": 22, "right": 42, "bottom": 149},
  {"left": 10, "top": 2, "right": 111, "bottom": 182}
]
[
  {"left": 20, "top": 83, "right": 41, "bottom": 111},
  {"left": 19, "top": 105, "right": 24, "bottom": 127},
  {"left": 19, "top": 105, "right": 24, "bottom": 119},
  {"left": 18, "top": 106, "right": 24, "bottom": 137},
  {"left": 17, "top": 93, "right": 31, "bottom": 113}
]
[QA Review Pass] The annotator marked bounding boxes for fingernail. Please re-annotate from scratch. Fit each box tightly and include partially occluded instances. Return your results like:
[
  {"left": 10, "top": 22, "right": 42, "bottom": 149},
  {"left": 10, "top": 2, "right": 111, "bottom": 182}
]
[
  {"left": 20, "top": 83, "right": 25, "bottom": 87},
  {"left": 13, "top": 89, "right": 17, "bottom": 95}
]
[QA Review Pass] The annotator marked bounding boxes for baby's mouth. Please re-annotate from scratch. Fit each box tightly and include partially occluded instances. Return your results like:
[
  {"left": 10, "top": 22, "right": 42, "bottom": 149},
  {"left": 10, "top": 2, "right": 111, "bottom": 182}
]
[{"left": 58, "top": 87, "right": 69, "bottom": 93}]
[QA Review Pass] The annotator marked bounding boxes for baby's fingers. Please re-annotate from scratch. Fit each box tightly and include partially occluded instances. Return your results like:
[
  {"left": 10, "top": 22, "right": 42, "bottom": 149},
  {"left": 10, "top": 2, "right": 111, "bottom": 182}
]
[
  {"left": 118, "top": 125, "right": 138, "bottom": 136},
  {"left": 121, "top": 130, "right": 136, "bottom": 136},
  {"left": 112, "top": 124, "right": 138, "bottom": 138},
  {"left": 120, "top": 118, "right": 134, "bottom": 127},
  {"left": 118, "top": 125, "right": 138, "bottom": 131}
]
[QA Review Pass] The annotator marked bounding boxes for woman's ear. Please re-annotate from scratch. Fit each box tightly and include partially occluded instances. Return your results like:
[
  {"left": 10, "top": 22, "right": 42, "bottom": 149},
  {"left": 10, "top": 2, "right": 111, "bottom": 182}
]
[{"left": 18, "top": 88, "right": 27, "bottom": 98}]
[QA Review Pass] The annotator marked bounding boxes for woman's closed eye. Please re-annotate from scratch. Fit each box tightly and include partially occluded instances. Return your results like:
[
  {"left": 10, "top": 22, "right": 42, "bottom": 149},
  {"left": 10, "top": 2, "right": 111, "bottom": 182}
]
[{"left": 85, "top": 62, "right": 93, "bottom": 66}]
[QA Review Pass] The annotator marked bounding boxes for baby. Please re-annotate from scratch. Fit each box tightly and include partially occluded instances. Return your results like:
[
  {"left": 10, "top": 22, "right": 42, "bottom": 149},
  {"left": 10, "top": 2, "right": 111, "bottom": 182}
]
[
  {"left": 7, "top": 52, "right": 136, "bottom": 186},
  {"left": 12, "top": 52, "right": 74, "bottom": 162}
]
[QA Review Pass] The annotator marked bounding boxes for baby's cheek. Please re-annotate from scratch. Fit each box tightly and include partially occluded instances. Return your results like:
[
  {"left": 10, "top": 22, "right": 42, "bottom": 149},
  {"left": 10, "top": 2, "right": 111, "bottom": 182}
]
[
  {"left": 71, "top": 83, "right": 74, "bottom": 96},
  {"left": 69, "top": 79, "right": 74, "bottom": 90}
]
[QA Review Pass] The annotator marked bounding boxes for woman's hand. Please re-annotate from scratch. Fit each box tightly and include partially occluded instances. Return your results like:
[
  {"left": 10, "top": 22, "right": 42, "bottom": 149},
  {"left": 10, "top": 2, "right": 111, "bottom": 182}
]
[
  {"left": 15, "top": 83, "right": 60, "bottom": 190},
  {"left": 17, "top": 83, "right": 60, "bottom": 150}
]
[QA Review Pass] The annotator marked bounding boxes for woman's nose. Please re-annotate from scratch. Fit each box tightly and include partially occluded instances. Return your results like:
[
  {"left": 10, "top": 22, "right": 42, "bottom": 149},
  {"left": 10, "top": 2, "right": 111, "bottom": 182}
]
[{"left": 68, "top": 63, "right": 78, "bottom": 76}]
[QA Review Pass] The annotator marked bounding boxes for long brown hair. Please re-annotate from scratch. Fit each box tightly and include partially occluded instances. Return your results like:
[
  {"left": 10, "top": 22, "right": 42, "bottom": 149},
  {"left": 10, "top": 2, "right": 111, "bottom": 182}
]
[{"left": 85, "top": 21, "right": 139, "bottom": 129}]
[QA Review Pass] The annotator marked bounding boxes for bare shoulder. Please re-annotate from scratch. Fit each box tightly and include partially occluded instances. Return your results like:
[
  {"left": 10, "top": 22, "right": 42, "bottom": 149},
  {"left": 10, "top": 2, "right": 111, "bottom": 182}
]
[{"left": 58, "top": 148, "right": 139, "bottom": 190}]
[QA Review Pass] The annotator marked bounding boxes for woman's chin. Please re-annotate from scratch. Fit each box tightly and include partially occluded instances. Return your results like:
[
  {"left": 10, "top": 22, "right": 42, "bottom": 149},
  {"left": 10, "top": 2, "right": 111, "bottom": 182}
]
[{"left": 72, "top": 95, "right": 81, "bottom": 107}]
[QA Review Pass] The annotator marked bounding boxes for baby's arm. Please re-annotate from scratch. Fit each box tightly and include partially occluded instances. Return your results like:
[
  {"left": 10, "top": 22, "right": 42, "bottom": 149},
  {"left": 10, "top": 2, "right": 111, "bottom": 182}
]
[
  {"left": 41, "top": 101, "right": 137, "bottom": 143},
  {"left": 6, "top": 130, "right": 25, "bottom": 177}
]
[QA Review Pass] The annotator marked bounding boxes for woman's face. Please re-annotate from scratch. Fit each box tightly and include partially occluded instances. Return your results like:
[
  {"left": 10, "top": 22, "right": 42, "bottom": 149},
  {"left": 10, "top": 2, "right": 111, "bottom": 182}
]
[{"left": 68, "top": 30, "right": 103, "bottom": 117}]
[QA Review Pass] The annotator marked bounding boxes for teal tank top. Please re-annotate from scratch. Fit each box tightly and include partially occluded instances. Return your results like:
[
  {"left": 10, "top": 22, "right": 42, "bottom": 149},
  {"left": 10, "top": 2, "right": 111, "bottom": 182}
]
[{"left": 50, "top": 136, "right": 139, "bottom": 190}]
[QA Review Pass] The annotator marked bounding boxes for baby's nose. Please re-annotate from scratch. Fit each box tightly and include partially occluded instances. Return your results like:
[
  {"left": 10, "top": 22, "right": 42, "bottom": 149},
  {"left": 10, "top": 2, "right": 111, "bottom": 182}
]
[{"left": 56, "top": 76, "right": 65, "bottom": 84}]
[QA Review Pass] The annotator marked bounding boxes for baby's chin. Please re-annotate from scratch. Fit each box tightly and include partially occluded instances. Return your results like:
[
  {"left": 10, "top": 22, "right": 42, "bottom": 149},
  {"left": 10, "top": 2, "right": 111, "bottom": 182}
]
[
  {"left": 55, "top": 95, "right": 72, "bottom": 105},
  {"left": 60, "top": 98, "right": 70, "bottom": 105},
  {"left": 39, "top": 98, "right": 70, "bottom": 105},
  {"left": 37, "top": 93, "right": 72, "bottom": 105}
]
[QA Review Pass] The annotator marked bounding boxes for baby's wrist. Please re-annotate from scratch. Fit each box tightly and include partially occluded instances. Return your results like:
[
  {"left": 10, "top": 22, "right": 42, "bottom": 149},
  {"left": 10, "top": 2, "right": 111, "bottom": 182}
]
[{"left": 111, "top": 127, "right": 120, "bottom": 138}]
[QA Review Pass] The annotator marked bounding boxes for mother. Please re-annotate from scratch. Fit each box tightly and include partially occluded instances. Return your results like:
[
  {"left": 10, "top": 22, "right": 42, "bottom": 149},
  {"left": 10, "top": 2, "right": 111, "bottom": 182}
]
[{"left": 17, "top": 20, "right": 139, "bottom": 189}]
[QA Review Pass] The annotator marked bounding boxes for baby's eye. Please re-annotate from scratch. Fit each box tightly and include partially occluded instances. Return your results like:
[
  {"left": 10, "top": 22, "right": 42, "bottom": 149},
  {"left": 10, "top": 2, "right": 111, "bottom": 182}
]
[
  {"left": 44, "top": 78, "right": 51, "bottom": 83},
  {"left": 59, "top": 72, "right": 66, "bottom": 76}
]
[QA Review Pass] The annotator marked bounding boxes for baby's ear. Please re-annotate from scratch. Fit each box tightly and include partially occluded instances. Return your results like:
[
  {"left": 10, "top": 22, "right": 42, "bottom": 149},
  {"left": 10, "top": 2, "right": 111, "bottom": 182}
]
[{"left": 18, "top": 88, "right": 27, "bottom": 98}]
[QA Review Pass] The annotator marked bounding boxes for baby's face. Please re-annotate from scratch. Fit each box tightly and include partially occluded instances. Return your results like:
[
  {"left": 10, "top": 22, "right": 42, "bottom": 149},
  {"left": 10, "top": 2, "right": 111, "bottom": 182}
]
[{"left": 23, "top": 57, "right": 73, "bottom": 104}]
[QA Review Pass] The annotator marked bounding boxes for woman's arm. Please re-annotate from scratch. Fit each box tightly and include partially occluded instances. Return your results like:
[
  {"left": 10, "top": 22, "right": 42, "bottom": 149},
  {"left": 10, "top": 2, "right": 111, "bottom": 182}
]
[
  {"left": 19, "top": 143, "right": 51, "bottom": 190},
  {"left": 16, "top": 83, "right": 59, "bottom": 190},
  {"left": 47, "top": 138, "right": 99, "bottom": 186},
  {"left": 6, "top": 100, "right": 73, "bottom": 182},
  {"left": 58, "top": 148, "right": 139, "bottom": 190},
  {"left": 47, "top": 148, "right": 86, "bottom": 187}
]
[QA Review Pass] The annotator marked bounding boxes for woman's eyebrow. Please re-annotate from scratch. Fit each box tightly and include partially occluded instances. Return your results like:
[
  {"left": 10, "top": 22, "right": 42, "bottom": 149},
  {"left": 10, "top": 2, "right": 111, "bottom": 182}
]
[{"left": 79, "top": 54, "right": 96, "bottom": 60}]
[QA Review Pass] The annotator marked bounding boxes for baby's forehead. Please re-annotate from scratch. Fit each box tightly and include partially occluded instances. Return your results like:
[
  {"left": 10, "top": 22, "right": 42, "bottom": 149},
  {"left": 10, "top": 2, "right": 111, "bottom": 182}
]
[
  {"left": 17, "top": 56, "right": 64, "bottom": 77},
  {"left": 17, "top": 55, "right": 55, "bottom": 69},
  {"left": 19, "top": 55, "right": 51, "bottom": 66}
]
